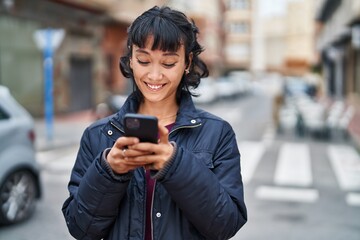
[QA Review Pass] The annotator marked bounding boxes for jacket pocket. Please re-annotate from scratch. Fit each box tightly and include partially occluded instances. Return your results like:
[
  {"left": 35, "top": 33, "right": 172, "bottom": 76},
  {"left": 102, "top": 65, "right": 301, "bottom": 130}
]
[{"left": 192, "top": 151, "right": 214, "bottom": 169}]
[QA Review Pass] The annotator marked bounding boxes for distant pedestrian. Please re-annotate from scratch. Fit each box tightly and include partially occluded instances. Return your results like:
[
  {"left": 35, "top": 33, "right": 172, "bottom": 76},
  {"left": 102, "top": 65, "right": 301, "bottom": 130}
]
[{"left": 62, "top": 5, "right": 247, "bottom": 240}]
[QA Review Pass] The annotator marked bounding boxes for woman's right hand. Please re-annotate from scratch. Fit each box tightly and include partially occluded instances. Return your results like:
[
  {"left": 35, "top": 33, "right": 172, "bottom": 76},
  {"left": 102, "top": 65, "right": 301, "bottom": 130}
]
[{"left": 106, "top": 136, "right": 143, "bottom": 174}]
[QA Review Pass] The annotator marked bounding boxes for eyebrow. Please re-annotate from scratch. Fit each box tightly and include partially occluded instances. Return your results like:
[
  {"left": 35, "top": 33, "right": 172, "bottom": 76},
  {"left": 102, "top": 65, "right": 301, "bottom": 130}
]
[{"left": 135, "top": 49, "right": 179, "bottom": 57}]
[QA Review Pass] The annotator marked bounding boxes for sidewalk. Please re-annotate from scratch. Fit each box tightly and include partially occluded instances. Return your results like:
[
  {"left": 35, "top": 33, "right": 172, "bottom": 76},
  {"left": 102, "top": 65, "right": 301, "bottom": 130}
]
[
  {"left": 347, "top": 94, "right": 360, "bottom": 151},
  {"left": 34, "top": 110, "right": 95, "bottom": 152}
]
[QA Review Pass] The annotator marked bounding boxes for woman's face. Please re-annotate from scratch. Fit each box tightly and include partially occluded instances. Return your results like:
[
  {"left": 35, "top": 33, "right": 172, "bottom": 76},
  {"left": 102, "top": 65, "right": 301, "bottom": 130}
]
[{"left": 130, "top": 37, "right": 187, "bottom": 105}]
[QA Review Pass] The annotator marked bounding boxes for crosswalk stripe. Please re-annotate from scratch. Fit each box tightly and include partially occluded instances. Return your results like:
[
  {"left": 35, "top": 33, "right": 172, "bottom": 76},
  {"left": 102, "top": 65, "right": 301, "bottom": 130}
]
[
  {"left": 346, "top": 193, "right": 360, "bottom": 207},
  {"left": 255, "top": 185, "right": 319, "bottom": 203},
  {"left": 327, "top": 145, "right": 360, "bottom": 191},
  {"left": 274, "top": 143, "right": 312, "bottom": 187},
  {"left": 261, "top": 124, "right": 275, "bottom": 148},
  {"left": 37, "top": 152, "right": 76, "bottom": 172},
  {"left": 238, "top": 141, "right": 265, "bottom": 184}
]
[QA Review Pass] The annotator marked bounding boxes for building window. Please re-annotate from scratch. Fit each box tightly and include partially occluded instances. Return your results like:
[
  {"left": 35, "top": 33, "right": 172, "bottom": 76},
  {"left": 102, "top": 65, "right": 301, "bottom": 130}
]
[
  {"left": 229, "top": 22, "right": 249, "bottom": 34},
  {"left": 226, "top": 43, "right": 250, "bottom": 60},
  {"left": 228, "top": 0, "right": 250, "bottom": 9}
]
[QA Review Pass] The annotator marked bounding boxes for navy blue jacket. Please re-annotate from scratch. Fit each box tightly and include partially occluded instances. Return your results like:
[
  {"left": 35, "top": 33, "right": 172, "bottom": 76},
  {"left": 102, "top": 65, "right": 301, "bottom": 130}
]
[{"left": 62, "top": 92, "right": 247, "bottom": 240}]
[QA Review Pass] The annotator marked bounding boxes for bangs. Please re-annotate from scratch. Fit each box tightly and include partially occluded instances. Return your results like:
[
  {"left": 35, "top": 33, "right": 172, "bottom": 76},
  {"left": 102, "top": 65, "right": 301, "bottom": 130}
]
[{"left": 130, "top": 16, "right": 184, "bottom": 52}]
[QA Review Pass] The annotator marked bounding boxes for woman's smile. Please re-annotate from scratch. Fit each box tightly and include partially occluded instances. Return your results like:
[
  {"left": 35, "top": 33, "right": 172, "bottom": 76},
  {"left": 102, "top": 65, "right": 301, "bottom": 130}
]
[{"left": 145, "top": 82, "right": 166, "bottom": 91}]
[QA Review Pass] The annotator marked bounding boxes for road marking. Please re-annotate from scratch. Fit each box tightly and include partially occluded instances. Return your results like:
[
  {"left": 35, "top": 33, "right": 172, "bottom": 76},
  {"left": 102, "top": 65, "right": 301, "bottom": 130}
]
[
  {"left": 42, "top": 172, "right": 71, "bottom": 183},
  {"left": 256, "top": 185, "right": 319, "bottom": 203},
  {"left": 261, "top": 124, "right": 275, "bottom": 148},
  {"left": 239, "top": 141, "right": 265, "bottom": 184},
  {"left": 327, "top": 145, "right": 360, "bottom": 191},
  {"left": 274, "top": 143, "right": 312, "bottom": 187},
  {"left": 37, "top": 151, "right": 76, "bottom": 172},
  {"left": 46, "top": 154, "right": 76, "bottom": 171},
  {"left": 346, "top": 193, "right": 360, "bottom": 207}
]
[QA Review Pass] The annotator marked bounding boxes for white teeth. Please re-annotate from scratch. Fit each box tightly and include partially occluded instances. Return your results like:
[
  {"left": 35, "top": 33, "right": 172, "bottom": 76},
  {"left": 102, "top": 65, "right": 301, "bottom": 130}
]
[{"left": 146, "top": 83, "right": 163, "bottom": 90}]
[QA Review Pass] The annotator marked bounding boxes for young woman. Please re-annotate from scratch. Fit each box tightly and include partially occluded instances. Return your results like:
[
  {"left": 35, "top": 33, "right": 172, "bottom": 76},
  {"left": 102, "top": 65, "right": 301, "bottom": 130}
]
[{"left": 62, "top": 6, "right": 247, "bottom": 240}]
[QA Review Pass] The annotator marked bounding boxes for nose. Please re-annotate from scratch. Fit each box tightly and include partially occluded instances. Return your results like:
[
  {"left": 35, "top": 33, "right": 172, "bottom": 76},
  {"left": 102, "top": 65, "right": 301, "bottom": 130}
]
[{"left": 148, "top": 65, "right": 163, "bottom": 81}]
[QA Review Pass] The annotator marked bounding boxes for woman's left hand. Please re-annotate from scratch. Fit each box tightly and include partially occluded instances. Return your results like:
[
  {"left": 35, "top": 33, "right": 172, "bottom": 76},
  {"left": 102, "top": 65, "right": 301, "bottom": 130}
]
[{"left": 123, "top": 123, "right": 174, "bottom": 170}]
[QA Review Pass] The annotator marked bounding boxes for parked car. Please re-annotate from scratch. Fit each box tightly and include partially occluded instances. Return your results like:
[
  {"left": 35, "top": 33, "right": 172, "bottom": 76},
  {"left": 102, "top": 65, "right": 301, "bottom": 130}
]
[
  {"left": 215, "top": 76, "right": 239, "bottom": 99},
  {"left": 192, "top": 77, "right": 218, "bottom": 104},
  {"left": 227, "top": 70, "right": 253, "bottom": 95},
  {"left": 95, "top": 94, "right": 128, "bottom": 119},
  {"left": 0, "top": 85, "right": 42, "bottom": 225},
  {"left": 284, "top": 76, "right": 311, "bottom": 97}
]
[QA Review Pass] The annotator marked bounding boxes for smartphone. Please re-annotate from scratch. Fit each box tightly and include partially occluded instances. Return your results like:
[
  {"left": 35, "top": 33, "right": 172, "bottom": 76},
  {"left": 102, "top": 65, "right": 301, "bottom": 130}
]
[{"left": 124, "top": 113, "right": 158, "bottom": 143}]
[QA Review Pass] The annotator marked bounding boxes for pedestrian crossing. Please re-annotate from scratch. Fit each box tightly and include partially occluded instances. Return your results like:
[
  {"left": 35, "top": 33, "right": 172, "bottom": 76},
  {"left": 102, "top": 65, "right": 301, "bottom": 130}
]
[
  {"left": 255, "top": 185, "right": 319, "bottom": 203},
  {"left": 37, "top": 140, "right": 360, "bottom": 207},
  {"left": 327, "top": 145, "right": 360, "bottom": 191},
  {"left": 239, "top": 140, "right": 360, "bottom": 207},
  {"left": 37, "top": 147, "right": 78, "bottom": 183},
  {"left": 346, "top": 193, "right": 360, "bottom": 207},
  {"left": 238, "top": 141, "right": 265, "bottom": 184},
  {"left": 274, "top": 143, "right": 312, "bottom": 187}
]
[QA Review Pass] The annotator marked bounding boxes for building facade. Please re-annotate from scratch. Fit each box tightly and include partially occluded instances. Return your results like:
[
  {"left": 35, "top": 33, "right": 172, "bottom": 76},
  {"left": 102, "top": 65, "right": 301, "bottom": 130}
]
[
  {"left": 223, "top": 0, "right": 253, "bottom": 71},
  {"left": 314, "top": 0, "right": 360, "bottom": 145},
  {"left": 167, "top": 0, "right": 225, "bottom": 76},
  {"left": 259, "top": 0, "right": 317, "bottom": 75},
  {"left": 0, "top": 0, "right": 165, "bottom": 116}
]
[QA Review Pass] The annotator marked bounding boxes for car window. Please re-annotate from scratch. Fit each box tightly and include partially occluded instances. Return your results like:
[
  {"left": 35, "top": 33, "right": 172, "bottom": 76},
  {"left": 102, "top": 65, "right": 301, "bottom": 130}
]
[{"left": 0, "top": 106, "right": 10, "bottom": 120}]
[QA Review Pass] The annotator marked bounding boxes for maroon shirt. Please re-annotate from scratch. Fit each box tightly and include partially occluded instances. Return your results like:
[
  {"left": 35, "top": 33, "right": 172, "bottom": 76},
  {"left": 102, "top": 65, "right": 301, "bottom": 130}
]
[{"left": 145, "top": 123, "right": 174, "bottom": 240}]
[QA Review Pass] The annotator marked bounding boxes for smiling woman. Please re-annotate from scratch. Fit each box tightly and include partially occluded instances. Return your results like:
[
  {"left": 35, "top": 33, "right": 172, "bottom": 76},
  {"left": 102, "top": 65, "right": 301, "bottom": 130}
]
[
  {"left": 119, "top": 7, "right": 208, "bottom": 105},
  {"left": 62, "top": 6, "right": 247, "bottom": 240}
]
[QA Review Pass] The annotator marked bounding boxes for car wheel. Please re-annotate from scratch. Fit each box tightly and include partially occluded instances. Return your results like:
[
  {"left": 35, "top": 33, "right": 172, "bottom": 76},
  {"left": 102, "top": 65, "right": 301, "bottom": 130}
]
[{"left": 0, "top": 170, "right": 37, "bottom": 225}]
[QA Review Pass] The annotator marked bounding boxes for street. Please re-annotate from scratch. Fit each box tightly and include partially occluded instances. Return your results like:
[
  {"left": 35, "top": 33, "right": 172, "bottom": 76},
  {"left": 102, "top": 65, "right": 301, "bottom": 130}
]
[{"left": 0, "top": 87, "right": 359, "bottom": 240}]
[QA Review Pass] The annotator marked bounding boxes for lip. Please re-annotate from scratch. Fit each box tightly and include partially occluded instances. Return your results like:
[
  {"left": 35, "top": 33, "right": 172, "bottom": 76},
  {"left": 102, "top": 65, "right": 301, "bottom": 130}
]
[{"left": 145, "top": 82, "right": 166, "bottom": 91}]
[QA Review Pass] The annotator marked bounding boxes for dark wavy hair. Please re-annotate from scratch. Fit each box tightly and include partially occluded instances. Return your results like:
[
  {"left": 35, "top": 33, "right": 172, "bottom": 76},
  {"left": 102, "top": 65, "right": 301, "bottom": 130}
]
[{"left": 119, "top": 6, "right": 209, "bottom": 103}]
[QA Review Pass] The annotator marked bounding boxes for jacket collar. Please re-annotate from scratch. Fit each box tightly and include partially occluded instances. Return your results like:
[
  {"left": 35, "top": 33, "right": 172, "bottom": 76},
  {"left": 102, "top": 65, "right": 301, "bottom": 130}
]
[{"left": 102, "top": 91, "right": 202, "bottom": 141}]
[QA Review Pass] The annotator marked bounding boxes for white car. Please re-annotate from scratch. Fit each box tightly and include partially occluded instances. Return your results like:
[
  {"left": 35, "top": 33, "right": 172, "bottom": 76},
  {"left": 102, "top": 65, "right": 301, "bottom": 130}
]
[
  {"left": 227, "top": 71, "right": 253, "bottom": 95},
  {"left": 215, "top": 76, "right": 240, "bottom": 99},
  {"left": 192, "top": 77, "right": 218, "bottom": 104},
  {"left": 0, "top": 85, "right": 42, "bottom": 225}
]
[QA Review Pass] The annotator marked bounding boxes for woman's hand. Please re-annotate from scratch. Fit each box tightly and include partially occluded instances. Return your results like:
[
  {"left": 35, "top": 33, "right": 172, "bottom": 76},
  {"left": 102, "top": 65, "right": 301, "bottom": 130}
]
[
  {"left": 126, "top": 123, "right": 174, "bottom": 170},
  {"left": 106, "top": 136, "right": 144, "bottom": 174},
  {"left": 106, "top": 123, "right": 174, "bottom": 174}
]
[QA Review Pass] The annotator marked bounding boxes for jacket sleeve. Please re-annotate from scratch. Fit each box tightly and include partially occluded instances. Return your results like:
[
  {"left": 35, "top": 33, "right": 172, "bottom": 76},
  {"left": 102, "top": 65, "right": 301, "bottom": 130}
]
[
  {"left": 159, "top": 121, "right": 247, "bottom": 240},
  {"left": 62, "top": 128, "right": 131, "bottom": 240}
]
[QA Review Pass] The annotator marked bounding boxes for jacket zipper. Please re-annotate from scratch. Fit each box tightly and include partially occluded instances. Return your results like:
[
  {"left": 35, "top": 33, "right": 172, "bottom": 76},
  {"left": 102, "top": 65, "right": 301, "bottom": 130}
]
[
  {"left": 143, "top": 168, "right": 157, "bottom": 240},
  {"left": 110, "top": 121, "right": 124, "bottom": 133},
  {"left": 169, "top": 123, "right": 202, "bottom": 135},
  {"left": 150, "top": 177, "right": 156, "bottom": 240},
  {"left": 149, "top": 123, "right": 201, "bottom": 239}
]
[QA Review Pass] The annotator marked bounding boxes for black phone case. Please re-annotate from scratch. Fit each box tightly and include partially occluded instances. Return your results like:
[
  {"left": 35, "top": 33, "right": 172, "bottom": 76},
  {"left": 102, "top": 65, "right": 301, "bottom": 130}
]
[{"left": 124, "top": 113, "right": 158, "bottom": 143}]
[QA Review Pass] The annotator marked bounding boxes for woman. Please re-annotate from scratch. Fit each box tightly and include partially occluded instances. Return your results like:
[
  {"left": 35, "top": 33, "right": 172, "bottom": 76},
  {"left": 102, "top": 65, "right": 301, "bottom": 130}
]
[{"left": 62, "top": 6, "right": 247, "bottom": 240}]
